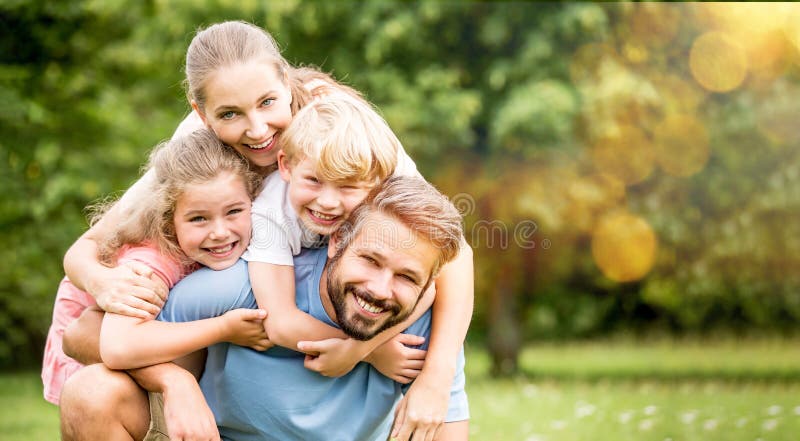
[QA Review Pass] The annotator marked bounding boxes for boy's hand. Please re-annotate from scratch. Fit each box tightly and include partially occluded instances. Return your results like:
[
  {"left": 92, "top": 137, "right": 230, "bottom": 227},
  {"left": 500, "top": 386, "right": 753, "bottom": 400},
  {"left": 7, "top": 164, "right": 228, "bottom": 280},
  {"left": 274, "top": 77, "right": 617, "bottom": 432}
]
[
  {"left": 297, "top": 338, "right": 366, "bottom": 377},
  {"left": 220, "top": 308, "right": 272, "bottom": 351},
  {"left": 92, "top": 261, "right": 168, "bottom": 319},
  {"left": 365, "top": 333, "right": 426, "bottom": 384},
  {"left": 390, "top": 372, "right": 450, "bottom": 441}
]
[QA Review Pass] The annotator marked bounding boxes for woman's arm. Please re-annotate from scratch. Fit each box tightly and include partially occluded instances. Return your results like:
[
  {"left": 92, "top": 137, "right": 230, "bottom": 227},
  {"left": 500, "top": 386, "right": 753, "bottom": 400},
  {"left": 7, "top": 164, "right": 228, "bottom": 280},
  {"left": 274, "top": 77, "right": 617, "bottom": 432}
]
[
  {"left": 391, "top": 239, "right": 474, "bottom": 441},
  {"left": 63, "top": 172, "right": 167, "bottom": 319}
]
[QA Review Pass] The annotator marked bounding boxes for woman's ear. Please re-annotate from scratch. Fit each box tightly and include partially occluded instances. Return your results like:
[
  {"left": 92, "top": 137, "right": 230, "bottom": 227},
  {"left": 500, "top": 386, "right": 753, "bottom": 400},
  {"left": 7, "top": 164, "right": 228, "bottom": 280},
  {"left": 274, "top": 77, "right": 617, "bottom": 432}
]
[{"left": 191, "top": 100, "right": 210, "bottom": 127}]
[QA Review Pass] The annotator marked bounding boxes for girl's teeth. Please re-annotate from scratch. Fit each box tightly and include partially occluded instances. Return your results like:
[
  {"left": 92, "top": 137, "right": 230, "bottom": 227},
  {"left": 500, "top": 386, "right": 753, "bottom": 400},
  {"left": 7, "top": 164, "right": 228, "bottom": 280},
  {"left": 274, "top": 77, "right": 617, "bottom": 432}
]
[
  {"left": 208, "top": 243, "right": 234, "bottom": 254},
  {"left": 356, "top": 296, "right": 384, "bottom": 314}
]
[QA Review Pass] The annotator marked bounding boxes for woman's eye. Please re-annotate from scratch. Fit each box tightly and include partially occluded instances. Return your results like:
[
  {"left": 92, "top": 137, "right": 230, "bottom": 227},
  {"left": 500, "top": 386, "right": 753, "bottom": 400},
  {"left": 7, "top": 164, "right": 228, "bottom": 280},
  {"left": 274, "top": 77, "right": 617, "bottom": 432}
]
[
  {"left": 261, "top": 98, "right": 275, "bottom": 107},
  {"left": 220, "top": 111, "right": 236, "bottom": 120}
]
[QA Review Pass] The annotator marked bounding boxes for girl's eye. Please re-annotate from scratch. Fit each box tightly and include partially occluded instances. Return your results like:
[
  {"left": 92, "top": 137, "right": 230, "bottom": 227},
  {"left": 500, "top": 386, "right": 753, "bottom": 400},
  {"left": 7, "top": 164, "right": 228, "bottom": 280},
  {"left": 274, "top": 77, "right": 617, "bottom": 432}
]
[
  {"left": 261, "top": 98, "right": 275, "bottom": 107},
  {"left": 220, "top": 111, "right": 236, "bottom": 120},
  {"left": 189, "top": 216, "right": 206, "bottom": 223},
  {"left": 227, "top": 208, "right": 243, "bottom": 216}
]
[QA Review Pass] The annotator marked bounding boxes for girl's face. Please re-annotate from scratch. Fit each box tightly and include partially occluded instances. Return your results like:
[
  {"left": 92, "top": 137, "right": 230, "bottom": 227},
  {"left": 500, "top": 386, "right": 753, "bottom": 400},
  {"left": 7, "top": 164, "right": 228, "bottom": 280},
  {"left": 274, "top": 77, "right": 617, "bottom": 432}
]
[
  {"left": 173, "top": 172, "right": 252, "bottom": 270},
  {"left": 195, "top": 60, "right": 293, "bottom": 169}
]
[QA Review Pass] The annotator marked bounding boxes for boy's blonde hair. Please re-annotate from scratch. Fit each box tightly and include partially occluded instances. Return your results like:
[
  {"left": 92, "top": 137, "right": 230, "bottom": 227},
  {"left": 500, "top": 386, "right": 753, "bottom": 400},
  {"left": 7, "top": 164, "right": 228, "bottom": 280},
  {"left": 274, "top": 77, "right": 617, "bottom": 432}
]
[
  {"left": 94, "top": 129, "right": 261, "bottom": 267},
  {"left": 185, "top": 21, "right": 362, "bottom": 117},
  {"left": 280, "top": 93, "right": 400, "bottom": 184}
]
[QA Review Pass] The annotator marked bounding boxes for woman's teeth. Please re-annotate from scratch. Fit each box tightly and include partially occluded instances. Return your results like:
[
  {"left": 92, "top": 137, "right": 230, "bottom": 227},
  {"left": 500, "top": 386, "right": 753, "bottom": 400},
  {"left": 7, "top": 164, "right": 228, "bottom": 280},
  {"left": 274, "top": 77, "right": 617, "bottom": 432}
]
[
  {"left": 249, "top": 137, "right": 273, "bottom": 150},
  {"left": 356, "top": 296, "right": 384, "bottom": 314}
]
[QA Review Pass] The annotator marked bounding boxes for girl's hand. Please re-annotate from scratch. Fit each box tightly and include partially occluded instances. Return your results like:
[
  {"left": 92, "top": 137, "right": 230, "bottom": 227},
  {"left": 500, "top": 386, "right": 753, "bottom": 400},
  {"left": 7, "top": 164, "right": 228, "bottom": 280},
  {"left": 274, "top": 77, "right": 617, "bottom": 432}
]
[
  {"left": 297, "top": 338, "right": 365, "bottom": 377},
  {"left": 92, "top": 261, "right": 168, "bottom": 319},
  {"left": 220, "top": 309, "right": 272, "bottom": 351},
  {"left": 365, "top": 334, "right": 427, "bottom": 384},
  {"left": 390, "top": 374, "right": 450, "bottom": 441}
]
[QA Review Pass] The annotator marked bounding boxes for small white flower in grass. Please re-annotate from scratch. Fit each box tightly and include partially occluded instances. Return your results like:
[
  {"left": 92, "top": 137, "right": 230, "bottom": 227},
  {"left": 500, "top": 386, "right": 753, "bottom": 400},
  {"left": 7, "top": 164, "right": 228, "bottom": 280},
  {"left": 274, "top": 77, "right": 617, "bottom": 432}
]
[
  {"left": 735, "top": 417, "right": 748, "bottom": 427},
  {"left": 550, "top": 420, "right": 567, "bottom": 431},
  {"left": 703, "top": 419, "right": 718, "bottom": 431},
  {"left": 618, "top": 411, "right": 634, "bottom": 424},
  {"left": 681, "top": 410, "right": 698, "bottom": 424},
  {"left": 767, "top": 405, "right": 782, "bottom": 416},
  {"left": 638, "top": 419, "right": 654, "bottom": 431},
  {"left": 575, "top": 401, "right": 596, "bottom": 419},
  {"left": 644, "top": 405, "right": 657, "bottom": 416},
  {"left": 762, "top": 419, "right": 779, "bottom": 431}
]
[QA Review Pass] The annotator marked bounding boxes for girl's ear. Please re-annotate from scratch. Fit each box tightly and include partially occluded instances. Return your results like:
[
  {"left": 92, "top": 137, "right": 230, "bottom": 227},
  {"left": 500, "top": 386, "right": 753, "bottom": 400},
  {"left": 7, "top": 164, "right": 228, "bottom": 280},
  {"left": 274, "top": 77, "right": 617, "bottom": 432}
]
[
  {"left": 191, "top": 100, "right": 210, "bottom": 127},
  {"left": 277, "top": 150, "right": 292, "bottom": 182}
]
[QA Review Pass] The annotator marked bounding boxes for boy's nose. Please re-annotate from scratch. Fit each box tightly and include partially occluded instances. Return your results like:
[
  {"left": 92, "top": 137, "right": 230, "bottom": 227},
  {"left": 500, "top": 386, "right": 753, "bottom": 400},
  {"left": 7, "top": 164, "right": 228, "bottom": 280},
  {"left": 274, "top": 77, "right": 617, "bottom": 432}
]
[{"left": 316, "top": 188, "right": 341, "bottom": 210}]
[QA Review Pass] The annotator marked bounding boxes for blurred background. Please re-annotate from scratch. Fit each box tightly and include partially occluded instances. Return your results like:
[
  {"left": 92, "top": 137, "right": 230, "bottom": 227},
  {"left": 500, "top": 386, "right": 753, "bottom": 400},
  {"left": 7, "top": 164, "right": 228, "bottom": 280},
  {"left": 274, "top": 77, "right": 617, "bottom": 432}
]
[{"left": 2, "top": 1, "right": 800, "bottom": 439}]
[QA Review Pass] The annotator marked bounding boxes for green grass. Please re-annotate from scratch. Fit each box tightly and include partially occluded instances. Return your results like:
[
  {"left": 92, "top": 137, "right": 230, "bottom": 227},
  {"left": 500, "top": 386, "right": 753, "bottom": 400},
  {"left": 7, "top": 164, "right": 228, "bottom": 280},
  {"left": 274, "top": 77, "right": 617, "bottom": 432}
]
[{"left": 5, "top": 338, "right": 800, "bottom": 440}]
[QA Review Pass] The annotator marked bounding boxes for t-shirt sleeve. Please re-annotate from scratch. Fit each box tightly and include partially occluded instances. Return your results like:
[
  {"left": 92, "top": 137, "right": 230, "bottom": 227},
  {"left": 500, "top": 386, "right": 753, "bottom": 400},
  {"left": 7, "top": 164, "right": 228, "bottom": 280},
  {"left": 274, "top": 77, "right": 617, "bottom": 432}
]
[
  {"left": 393, "top": 143, "right": 422, "bottom": 179},
  {"left": 117, "top": 245, "right": 184, "bottom": 288},
  {"left": 400, "top": 309, "right": 470, "bottom": 422},
  {"left": 158, "top": 260, "right": 256, "bottom": 323},
  {"left": 242, "top": 173, "right": 297, "bottom": 266},
  {"left": 171, "top": 110, "right": 206, "bottom": 140}
]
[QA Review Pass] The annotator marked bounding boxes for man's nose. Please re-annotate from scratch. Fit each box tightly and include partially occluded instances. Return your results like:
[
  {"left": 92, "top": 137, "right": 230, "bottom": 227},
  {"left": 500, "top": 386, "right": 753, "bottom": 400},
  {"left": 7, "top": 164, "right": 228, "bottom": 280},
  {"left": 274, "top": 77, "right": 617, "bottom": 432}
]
[{"left": 364, "top": 270, "right": 393, "bottom": 301}]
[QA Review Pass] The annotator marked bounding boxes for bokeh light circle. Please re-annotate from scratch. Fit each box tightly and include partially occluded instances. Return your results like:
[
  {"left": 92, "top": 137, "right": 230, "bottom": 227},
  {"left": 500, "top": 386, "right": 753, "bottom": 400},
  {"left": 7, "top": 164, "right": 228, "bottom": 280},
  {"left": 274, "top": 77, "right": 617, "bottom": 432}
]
[
  {"left": 591, "top": 212, "right": 658, "bottom": 283},
  {"left": 590, "top": 125, "right": 655, "bottom": 185},
  {"left": 689, "top": 31, "right": 748, "bottom": 93},
  {"left": 653, "top": 114, "right": 710, "bottom": 177}
]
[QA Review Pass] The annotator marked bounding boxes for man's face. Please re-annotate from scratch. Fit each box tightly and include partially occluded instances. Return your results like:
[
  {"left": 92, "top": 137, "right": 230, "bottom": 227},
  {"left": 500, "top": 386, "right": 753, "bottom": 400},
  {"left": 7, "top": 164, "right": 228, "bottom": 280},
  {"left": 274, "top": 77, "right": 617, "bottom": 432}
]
[{"left": 326, "top": 212, "right": 438, "bottom": 340}]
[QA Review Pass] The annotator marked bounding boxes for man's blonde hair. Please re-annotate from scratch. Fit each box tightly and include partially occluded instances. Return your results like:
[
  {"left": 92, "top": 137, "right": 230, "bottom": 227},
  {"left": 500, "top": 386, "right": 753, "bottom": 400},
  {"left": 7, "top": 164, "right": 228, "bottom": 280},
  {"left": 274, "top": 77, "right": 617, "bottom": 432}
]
[{"left": 280, "top": 93, "right": 400, "bottom": 184}]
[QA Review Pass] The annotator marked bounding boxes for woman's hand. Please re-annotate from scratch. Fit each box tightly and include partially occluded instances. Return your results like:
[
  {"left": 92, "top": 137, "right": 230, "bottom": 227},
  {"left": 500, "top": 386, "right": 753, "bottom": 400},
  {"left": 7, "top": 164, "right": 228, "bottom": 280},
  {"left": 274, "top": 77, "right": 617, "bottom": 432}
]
[
  {"left": 390, "top": 372, "right": 451, "bottom": 441},
  {"left": 365, "top": 333, "right": 427, "bottom": 384},
  {"left": 91, "top": 261, "right": 168, "bottom": 319},
  {"left": 220, "top": 309, "right": 272, "bottom": 351}
]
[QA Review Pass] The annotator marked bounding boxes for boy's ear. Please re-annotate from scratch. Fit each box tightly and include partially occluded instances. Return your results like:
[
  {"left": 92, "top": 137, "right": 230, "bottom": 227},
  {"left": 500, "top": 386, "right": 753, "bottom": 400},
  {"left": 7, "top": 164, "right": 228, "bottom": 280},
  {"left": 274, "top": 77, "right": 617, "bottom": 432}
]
[
  {"left": 277, "top": 151, "right": 292, "bottom": 182},
  {"left": 191, "top": 100, "right": 210, "bottom": 127}
]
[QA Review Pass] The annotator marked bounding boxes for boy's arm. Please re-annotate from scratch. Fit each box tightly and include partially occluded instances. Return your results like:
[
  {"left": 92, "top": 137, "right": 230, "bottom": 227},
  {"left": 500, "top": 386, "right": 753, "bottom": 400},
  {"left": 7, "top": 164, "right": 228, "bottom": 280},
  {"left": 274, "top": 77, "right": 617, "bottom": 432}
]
[
  {"left": 391, "top": 239, "right": 474, "bottom": 441},
  {"left": 249, "top": 261, "right": 348, "bottom": 346}
]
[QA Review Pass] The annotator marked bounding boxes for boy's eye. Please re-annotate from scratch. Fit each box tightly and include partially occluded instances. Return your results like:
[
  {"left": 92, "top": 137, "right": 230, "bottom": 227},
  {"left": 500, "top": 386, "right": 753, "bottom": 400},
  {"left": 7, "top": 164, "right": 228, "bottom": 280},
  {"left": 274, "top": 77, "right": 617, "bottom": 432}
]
[
  {"left": 220, "top": 111, "right": 236, "bottom": 120},
  {"left": 305, "top": 176, "right": 320, "bottom": 184},
  {"left": 261, "top": 98, "right": 275, "bottom": 107}
]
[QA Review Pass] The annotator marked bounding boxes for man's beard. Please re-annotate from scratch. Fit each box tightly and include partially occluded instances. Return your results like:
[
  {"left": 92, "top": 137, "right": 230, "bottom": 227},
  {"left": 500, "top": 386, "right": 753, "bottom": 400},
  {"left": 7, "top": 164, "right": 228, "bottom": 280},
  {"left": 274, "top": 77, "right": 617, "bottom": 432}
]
[{"left": 326, "top": 256, "right": 416, "bottom": 340}]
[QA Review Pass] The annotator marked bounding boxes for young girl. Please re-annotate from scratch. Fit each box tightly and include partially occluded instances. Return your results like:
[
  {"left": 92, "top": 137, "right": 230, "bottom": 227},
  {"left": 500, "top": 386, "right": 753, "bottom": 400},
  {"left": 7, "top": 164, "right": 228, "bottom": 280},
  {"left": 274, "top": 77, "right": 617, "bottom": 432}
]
[
  {"left": 42, "top": 128, "right": 269, "bottom": 405},
  {"left": 63, "top": 21, "right": 474, "bottom": 438}
]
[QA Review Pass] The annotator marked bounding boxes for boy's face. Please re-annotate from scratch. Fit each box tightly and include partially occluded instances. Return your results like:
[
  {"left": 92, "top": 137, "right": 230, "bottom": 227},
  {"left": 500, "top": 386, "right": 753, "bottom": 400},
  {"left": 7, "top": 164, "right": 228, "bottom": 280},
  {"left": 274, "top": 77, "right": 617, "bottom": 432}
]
[{"left": 278, "top": 152, "right": 374, "bottom": 236}]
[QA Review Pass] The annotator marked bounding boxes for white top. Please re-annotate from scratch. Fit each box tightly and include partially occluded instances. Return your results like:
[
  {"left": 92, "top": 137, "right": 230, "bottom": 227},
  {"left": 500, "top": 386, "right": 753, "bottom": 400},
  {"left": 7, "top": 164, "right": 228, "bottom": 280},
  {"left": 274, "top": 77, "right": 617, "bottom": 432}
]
[{"left": 243, "top": 147, "right": 420, "bottom": 266}]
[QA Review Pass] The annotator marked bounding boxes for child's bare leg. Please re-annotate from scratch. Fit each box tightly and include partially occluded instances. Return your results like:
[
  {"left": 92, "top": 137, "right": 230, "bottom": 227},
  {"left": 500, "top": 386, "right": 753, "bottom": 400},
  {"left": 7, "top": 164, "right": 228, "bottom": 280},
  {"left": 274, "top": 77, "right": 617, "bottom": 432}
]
[{"left": 60, "top": 363, "right": 150, "bottom": 441}]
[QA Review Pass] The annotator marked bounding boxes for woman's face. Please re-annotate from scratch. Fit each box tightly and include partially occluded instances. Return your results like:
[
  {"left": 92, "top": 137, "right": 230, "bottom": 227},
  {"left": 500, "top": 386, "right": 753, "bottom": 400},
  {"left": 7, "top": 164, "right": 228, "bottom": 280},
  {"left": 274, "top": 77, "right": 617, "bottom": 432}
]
[{"left": 195, "top": 60, "right": 293, "bottom": 169}]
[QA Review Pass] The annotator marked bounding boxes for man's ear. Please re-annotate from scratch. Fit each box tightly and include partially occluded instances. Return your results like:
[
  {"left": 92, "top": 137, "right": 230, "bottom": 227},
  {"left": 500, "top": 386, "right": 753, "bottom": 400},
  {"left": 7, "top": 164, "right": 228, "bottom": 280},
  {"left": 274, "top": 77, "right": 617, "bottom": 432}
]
[
  {"left": 191, "top": 100, "right": 210, "bottom": 127},
  {"left": 327, "top": 232, "right": 339, "bottom": 259},
  {"left": 277, "top": 151, "right": 292, "bottom": 182}
]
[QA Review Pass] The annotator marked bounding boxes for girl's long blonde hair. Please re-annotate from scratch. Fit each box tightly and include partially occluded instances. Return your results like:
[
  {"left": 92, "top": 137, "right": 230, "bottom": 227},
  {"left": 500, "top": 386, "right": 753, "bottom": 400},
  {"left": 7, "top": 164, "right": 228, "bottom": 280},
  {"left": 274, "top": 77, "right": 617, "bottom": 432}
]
[{"left": 93, "top": 129, "right": 261, "bottom": 267}]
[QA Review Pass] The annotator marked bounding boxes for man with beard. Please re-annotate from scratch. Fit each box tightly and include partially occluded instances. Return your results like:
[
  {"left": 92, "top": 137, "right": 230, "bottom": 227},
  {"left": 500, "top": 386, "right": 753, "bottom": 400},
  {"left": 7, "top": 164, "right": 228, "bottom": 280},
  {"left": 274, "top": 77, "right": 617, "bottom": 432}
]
[{"left": 61, "top": 176, "right": 469, "bottom": 441}]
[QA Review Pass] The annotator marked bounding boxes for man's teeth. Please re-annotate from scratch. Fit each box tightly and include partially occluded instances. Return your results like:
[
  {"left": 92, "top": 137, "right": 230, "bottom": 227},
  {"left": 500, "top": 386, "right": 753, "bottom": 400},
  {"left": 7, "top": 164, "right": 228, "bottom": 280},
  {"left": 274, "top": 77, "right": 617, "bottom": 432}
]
[
  {"left": 356, "top": 296, "right": 384, "bottom": 314},
  {"left": 208, "top": 243, "right": 234, "bottom": 254},
  {"left": 312, "top": 210, "right": 337, "bottom": 221},
  {"left": 249, "top": 137, "right": 273, "bottom": 149}
]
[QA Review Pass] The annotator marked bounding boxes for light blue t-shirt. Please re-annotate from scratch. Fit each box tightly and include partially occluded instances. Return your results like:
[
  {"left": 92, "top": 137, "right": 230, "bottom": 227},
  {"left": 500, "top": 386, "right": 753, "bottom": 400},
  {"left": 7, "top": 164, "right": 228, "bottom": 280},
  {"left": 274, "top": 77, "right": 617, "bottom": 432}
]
[{"left": 159, "top": 247, "right": 468, "bottom": 441}]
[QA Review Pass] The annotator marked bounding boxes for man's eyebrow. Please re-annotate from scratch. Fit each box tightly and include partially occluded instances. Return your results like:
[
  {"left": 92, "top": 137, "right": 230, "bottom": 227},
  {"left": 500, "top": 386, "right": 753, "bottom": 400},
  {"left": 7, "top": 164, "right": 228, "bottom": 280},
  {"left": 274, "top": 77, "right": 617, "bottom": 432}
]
[{"left": 362, "top": 248, "right": 426, "bottom": 285}]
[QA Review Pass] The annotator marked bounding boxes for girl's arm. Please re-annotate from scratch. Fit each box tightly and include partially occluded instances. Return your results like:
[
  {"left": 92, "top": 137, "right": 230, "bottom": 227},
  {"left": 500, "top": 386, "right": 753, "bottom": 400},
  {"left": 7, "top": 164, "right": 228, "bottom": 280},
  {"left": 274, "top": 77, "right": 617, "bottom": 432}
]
[
  {"left": 100, "top": 306, "right": 270, "bottom": 370},
  {"left": 63, "top": 172, "right": 167, "bottom": 319},
  {"left": 391, "top": 239, "right": 474, "bottom": 441}
]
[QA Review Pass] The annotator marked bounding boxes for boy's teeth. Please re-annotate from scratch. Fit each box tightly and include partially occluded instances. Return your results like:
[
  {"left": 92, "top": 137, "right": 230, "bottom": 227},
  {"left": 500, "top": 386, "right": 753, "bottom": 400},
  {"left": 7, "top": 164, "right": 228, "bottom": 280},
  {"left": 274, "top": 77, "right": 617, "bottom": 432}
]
[
  {"left": 312, "top": 210, "right": 336, "bottom": 220},
  {"left": 356, "top": 296, "right": 384, "bottom": 314}
]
